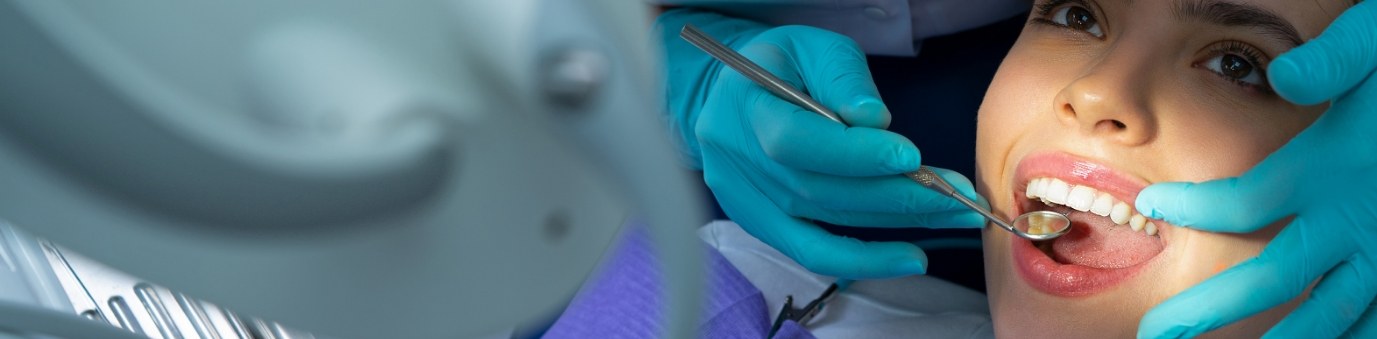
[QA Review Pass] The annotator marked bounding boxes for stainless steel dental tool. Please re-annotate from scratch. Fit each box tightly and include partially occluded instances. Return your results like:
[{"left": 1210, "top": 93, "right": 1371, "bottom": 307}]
[{"left": 679, "top": 24, "right": 1071, "bottom": 241}]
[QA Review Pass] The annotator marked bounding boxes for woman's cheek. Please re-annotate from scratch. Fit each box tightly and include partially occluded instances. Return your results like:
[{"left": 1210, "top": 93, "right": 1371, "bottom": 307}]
[
  {"left": 1158, "top": 227, "right": 1274, "bottom": 298},
  {"left": 978, "top": 66, "right": 1040, "bottom": 139}
]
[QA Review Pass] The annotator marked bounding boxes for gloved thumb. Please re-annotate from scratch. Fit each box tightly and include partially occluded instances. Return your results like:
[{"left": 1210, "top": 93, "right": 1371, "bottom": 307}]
[
  {"left": 772, "top": 26, "right": 892, "bottom": 129},
  {"left": 1135, "top": 161, "right": 1298, "bottom": 233},
  {"left": 1269, "top": 1, "right": 1377, "bottom": 105}
]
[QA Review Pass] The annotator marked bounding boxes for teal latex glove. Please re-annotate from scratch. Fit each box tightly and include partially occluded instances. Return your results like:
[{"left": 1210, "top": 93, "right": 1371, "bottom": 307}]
[
  {"left": 655, "top": 9, "right": 984, "bottom": 279},
  {"left": 1136, "top": 3, "right": 1377, "bottom": 338}
]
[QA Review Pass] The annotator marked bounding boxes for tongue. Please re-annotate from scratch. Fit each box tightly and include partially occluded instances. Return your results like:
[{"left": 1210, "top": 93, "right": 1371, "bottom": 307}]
[{"left": 1049, "top": 210, "right": 1163, "bottom": 269}]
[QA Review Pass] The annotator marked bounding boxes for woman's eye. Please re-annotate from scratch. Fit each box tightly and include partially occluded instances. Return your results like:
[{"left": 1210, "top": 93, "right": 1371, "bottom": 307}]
[
  {"left": 1051, "top": 6, "right": 1103, "bottom": 37},
  {"left": 1203, "top": 53, "right": 1264, "bottom": 86}
]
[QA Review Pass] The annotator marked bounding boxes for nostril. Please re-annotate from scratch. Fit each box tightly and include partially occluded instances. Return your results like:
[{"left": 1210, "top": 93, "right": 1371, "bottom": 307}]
[{"left": 1091, "top": 119, "right": 1127, "bottom": 133}]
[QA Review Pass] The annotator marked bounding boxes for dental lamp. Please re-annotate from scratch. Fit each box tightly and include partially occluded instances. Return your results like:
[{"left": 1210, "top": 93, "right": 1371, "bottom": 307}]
[{"left": 0, "top": 0, "right": 703, "bottom": 338}]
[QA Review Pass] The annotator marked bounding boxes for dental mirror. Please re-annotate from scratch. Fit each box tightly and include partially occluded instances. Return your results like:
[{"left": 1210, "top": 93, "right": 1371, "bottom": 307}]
[{"left": 680, "top": 24, "right": 1072, "bottom": 241}]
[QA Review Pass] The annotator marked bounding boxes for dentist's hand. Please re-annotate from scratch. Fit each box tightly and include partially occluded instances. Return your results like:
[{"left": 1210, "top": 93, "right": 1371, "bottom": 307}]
[
  {"left": 655, "top": 9, "right": 984, "bottom": 279},
  {"left": 1136, "top": 3, "right": 1377, "bottom": 338}
]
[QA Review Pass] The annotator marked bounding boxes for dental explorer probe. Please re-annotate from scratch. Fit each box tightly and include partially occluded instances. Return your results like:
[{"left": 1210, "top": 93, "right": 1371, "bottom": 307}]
[{"left": 679, "top": 24, "right": 1071, "bottom": 241}]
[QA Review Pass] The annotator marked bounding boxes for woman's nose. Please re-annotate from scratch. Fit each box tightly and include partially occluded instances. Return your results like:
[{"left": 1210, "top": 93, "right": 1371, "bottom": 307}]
[{"left": 1053, "top": 55, "right": 1158, "bottom": 146}]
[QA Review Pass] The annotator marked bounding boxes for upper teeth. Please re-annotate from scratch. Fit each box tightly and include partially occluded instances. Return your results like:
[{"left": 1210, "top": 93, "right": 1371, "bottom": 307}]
[{"left": 1025, "top": 177, "right": 1158, "bottom": 236}]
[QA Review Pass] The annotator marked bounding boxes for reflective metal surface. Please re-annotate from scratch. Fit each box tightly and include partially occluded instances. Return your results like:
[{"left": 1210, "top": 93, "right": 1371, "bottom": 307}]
[{"left": 38, "top": 240, "right": 318, "bottom": 339}]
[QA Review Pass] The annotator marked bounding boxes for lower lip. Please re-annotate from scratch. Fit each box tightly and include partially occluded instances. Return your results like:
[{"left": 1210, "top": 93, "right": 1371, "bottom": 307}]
[{"left": 1010, "top": 230, "right": 1151, "bottom": 297}]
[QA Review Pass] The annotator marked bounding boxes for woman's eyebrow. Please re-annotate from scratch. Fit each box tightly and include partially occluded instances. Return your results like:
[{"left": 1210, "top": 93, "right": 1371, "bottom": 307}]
[{"left": 1170, "top": 0, "right": 1304, "bottom": 48}]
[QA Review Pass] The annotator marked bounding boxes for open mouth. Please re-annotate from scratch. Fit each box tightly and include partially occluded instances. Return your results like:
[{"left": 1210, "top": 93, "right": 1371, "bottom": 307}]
[{"left": 1008, "top": 152, "right": 1169, "bottom": 297}]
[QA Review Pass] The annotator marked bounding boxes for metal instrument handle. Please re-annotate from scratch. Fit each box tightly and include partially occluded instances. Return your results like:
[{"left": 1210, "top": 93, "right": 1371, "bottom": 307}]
[{"left": 679, "top": 24, "right": 846, "bottom": 124}]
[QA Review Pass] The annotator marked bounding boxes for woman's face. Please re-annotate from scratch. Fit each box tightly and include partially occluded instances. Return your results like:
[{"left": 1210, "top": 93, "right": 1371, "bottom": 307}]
[{"left": 977, "top": 0, "right": 1349, "bottom": 337}]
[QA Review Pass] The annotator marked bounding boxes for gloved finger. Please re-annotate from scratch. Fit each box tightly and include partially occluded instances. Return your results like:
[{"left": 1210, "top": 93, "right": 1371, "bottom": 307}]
[
  {"left": 782, "top": 232, "right": 932, "bottom": 279},
  {"left": 750, "top": 93, "right": 921, "bottom": 176},
  {"left": 765, "top": 165, "right": 976, "bottom": 216},
  {"left": 727, "top": 39, "right": 919, "bottom": 177},
  {"left": 1263, "top": 258, "right": 1376, "bottom": 339},
  {"left": 743, "top": 26, "right": 890, "bottom": 129},
  {"left": 1134, "top": 174, "right": 1293, "bottom": 233},
  {"left": 1342, "top": 300, "right": 1377, "bottom": 339},
  {"left": 726, "top": 29, "right": 917, "bottom": 177},
  {"left": 780, "top": 172, "right": 985, "bottom": 228},
  {"left": 703, "top": 155, "right": 930, "bottom": 279},
  {"left": 797, "top": 209, "right": 985, "bottom": 229},
  {"left": 1138, "top": 219, "right": 1353, "bottom": 338},
  {"left": 768, "top": 26, "right": 892, "bottom": 129},
  {"left": 1269, "top": 1, "right": 1377, "bottom": 105}
]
